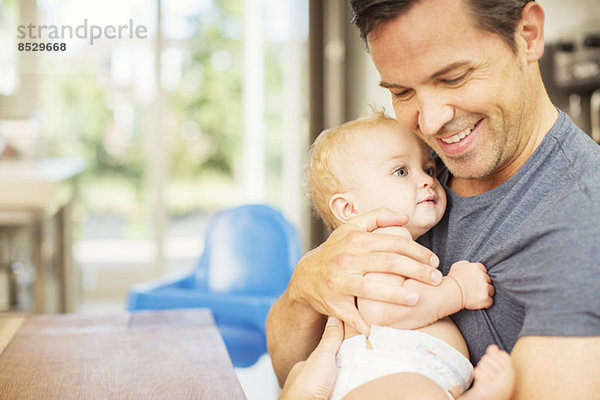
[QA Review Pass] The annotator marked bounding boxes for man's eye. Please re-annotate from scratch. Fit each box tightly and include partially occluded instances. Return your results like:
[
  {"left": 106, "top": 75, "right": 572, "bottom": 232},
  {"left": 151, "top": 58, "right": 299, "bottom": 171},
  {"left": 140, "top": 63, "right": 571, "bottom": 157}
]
[
  {"left": 393, "top": 167, "right": 408, "bottom": 177},
  {"left": 391, "top": 89, "right": 413, "bottom": 100},
  {"left": 425, "top": 167, "right": 435, "bottom": 176},
  {"left": 443, "top": 72, "right": 468, "bottom": 86}
]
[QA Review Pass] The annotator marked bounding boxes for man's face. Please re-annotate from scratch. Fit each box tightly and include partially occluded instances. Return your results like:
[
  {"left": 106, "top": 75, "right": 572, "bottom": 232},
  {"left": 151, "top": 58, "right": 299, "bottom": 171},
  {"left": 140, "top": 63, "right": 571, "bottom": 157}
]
[
  {"left": 367, "top": 0, "right": 534, "bottom": 183},
  {"left": 331, "top": 124, "right": 447, "bottom": 239}
]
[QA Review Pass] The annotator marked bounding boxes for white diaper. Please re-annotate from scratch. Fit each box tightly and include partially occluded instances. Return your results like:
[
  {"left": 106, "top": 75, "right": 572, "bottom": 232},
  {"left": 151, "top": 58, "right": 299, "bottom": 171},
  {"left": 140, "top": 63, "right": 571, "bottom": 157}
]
[{"left": 330, "top": 326, "right": 473, "bottom": 400}]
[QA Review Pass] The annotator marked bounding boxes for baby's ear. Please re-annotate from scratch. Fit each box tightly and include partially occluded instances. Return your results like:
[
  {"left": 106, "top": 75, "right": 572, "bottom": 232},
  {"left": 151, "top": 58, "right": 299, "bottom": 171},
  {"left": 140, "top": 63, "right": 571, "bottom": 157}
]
[{"left": 329, "top": 193, "right": 359, "bottom": 223}]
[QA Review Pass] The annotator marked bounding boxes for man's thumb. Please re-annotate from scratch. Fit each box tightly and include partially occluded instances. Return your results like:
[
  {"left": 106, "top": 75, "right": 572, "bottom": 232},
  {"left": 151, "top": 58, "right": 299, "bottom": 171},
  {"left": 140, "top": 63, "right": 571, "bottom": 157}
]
[{"left": 313, "top": 316, "right": 344, "bottom": 354}]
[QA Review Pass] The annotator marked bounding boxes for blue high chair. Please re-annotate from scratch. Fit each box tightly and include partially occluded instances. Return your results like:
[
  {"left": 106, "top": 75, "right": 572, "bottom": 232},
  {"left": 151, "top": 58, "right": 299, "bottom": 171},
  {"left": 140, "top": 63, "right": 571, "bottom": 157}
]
[{"left": 127, "top": 204, "right": 303, "bottom": 367}]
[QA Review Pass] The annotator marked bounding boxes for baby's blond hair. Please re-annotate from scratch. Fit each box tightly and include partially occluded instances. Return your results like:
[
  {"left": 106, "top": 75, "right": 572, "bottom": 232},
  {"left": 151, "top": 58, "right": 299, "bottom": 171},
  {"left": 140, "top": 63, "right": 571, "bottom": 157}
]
[{"left": 309, "top": 109, "right": 401, "bottom": 229}]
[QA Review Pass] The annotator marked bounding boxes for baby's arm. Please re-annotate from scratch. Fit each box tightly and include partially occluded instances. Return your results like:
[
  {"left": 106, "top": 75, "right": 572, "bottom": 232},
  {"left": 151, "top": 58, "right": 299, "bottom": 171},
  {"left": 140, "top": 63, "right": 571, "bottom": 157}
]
[
  {"left": 358, "top": 261, "right": 492, "bottom": 329},
  {"left": 357, "top": 227, "right": 494, "bottom": 329}
]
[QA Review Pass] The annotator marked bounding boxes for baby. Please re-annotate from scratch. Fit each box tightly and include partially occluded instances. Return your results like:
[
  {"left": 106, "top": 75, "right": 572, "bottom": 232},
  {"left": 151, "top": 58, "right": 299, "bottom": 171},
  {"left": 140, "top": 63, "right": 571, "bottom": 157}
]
[{"left": 308, "top": 110, "right": 514, "bottom": 400}]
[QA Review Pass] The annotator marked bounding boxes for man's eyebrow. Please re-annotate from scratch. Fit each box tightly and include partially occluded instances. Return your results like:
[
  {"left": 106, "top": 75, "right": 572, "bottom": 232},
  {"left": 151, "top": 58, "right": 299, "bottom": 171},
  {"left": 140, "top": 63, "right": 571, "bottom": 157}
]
[
  {"left": 379, "top": 60, "right": 472, "bottom": 89},
  {"left": 379, "top": 80, "right": 407, "bottom": 90},
  {"left": 428, "top": 60, "right": 471, "bottom": 80}
]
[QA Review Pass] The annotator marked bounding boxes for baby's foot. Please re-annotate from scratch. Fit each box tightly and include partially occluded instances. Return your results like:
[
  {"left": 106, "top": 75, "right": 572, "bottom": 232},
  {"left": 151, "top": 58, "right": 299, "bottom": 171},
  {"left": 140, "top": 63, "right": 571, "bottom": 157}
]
[{"left": 467, "top": 345, "right": 515, "bottom": 400}]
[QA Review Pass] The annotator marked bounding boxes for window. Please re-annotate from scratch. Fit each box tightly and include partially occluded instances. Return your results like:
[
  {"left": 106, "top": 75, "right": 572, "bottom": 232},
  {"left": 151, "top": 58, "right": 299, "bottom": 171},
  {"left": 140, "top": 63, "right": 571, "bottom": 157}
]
[{"left": 1, "top": 0, "right": 308, "bottom": 311}]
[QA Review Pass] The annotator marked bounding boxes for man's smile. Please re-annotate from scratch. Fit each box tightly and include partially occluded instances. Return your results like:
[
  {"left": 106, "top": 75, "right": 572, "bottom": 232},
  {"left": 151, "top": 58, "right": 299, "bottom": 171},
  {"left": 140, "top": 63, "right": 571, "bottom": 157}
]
[
  {"left": 434, "top": 119, "right": 483, "bottom": 156},
  {"left": 441, "top": 126, "right": 473, "bottom": 144}
]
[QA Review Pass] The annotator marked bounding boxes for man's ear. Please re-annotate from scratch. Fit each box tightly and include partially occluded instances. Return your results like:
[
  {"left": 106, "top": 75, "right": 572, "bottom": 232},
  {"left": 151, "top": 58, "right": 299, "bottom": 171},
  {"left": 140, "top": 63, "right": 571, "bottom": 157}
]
[
  {"left": 329, "top": 193, "right": 359, "bottom": 223},
  {"left": 518, "top": 1, "right": 545, "bottom": 62}
]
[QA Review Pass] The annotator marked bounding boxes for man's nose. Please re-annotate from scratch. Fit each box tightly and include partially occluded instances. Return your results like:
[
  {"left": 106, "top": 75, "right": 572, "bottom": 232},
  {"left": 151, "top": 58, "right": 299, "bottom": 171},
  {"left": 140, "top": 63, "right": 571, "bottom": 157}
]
[{"left": 417, "top": 92, "right": 454, "bottom": 137}]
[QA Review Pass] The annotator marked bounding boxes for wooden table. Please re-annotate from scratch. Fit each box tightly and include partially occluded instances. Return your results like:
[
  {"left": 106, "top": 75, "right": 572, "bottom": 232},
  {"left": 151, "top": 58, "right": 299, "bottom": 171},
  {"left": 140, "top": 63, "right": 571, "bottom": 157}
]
[
  {"left": 0, "top": 157, "right": 86, "bottom": 313},
  {"left": 0, "top": 309, "right": 247, "bottom": 399}
]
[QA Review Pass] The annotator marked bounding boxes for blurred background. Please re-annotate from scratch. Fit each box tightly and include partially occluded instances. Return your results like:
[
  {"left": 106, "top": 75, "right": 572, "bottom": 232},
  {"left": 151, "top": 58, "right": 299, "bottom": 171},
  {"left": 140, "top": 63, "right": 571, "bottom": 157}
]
[
  {"left": 0, "top": 0, "right": 599, "bottom": 398},
  {"left": 1, "top": 0, "right": 314, "bottom": 315}
]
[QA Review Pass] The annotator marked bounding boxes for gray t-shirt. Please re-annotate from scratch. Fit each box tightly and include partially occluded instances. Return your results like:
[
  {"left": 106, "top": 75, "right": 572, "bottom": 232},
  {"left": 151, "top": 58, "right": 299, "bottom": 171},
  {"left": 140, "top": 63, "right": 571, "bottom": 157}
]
[{"left": 418, "top": 110, "right": 600, "bottom": 364}]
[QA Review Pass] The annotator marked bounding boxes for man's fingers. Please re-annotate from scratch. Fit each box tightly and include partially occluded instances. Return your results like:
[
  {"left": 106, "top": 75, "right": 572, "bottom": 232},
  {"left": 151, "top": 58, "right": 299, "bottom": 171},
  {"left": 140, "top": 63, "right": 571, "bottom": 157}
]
[
  {"left": 372, "top": 252, "right": 441, "bottom": 284},
  {"left": 348, "top": 207, "right": 409, "bottom": 233},
  {"left": 280, "top": 317, "right": 344, "bottom": 400},
  {"left": 349, "top": 229, "right": 440, "bottom": 271},
  {"left": 331, "top": 302, "right": 370, "bottom": 336},
  {"left": 372, "top": 233, "right": 440, "bottom": 270},
  {"left": 309, "top": 317, "right": 344, "bottom": 358},
  {"left": 340, "top": 273, "right": 421, "bottom": 306},
  {"left": 336, "top": 251, "right": 441, "bottom": 286},
  {"left": 286, "top": 360, "right": 305, "bottom": 380}
]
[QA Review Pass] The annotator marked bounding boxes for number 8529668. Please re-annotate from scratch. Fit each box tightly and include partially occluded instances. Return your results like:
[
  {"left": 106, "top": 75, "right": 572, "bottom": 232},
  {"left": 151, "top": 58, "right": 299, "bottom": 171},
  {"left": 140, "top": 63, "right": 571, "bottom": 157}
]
[{"left": 18, "top": 42, "right": 67, "bottom": 51}]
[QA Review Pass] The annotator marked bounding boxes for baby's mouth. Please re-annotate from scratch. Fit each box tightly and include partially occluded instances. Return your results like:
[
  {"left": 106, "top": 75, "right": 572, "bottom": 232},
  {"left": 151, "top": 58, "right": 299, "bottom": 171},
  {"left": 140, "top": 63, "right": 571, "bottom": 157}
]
[{"left": 418, "top": 194, "right": 438, "bottom": 205}]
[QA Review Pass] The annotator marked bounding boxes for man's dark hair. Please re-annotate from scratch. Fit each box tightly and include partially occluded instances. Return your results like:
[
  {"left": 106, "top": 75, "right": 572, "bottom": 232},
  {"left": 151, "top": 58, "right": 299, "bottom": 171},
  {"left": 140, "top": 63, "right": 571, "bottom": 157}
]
[{"left": 348, "top": 0, "right": 535, "bottom": 52}]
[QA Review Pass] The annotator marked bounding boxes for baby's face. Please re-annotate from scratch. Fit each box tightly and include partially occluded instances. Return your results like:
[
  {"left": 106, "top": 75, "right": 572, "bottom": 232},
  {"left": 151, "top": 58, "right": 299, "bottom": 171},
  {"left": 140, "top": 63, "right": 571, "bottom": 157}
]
[{"left": 333, "top": 123, "right": 447, "bottom": 238}]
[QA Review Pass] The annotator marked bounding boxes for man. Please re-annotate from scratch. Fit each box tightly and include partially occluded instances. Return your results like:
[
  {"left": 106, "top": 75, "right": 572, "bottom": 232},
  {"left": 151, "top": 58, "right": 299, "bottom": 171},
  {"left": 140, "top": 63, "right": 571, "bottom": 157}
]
[
  {"left": 279, "top": 317, "right": 344, "bottom": 400},
  {"left": 267, "top": 1, "right": 600, "bottom": 398}
]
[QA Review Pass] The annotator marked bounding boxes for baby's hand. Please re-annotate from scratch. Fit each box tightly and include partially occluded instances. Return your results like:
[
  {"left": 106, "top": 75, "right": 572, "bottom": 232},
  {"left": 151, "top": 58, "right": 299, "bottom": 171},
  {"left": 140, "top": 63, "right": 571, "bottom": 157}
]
[{"left": 447, "top": 261, "right": 494, "bottom": 310}]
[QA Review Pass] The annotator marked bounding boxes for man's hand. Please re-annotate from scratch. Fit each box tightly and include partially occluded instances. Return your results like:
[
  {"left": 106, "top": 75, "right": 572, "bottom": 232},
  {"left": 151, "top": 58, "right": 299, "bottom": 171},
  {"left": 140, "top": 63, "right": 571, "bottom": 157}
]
[
  {"left": 279, "top": 317, "right": 345, "bottom": 400},
  {"left": 287, "top": 208, "right": 442, "bottom": 335},
  {"left": 447, "top": 260, "right": 494, "bottom": 310}
]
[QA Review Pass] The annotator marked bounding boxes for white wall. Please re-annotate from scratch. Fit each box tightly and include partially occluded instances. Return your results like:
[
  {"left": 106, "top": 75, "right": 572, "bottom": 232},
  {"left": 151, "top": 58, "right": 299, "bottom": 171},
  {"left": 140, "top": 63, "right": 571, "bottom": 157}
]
[{"left": 541, "top": 0, "right": 600, "bottom": 43}]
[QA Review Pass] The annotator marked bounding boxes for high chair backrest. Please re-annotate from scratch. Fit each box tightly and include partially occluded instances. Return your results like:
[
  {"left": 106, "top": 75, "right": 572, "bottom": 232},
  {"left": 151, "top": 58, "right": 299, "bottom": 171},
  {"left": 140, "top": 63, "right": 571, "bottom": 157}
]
[{"left": 193, "top": 204, "right": 302, "bottom": 296}]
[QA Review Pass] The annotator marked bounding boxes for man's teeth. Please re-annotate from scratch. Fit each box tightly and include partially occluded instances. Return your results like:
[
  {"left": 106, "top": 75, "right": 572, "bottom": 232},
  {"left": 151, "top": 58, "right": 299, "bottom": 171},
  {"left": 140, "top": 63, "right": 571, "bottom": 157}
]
[{"left": 441, "top": 127, "right": 472, "bottom": 144}]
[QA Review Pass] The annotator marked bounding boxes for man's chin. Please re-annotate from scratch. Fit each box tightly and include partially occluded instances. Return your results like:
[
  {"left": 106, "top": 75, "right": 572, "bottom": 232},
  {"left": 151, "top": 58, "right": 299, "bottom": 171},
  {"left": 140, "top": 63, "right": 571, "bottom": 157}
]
[{"left": 441, "top": 156, "right": 495, "bottom": 181}]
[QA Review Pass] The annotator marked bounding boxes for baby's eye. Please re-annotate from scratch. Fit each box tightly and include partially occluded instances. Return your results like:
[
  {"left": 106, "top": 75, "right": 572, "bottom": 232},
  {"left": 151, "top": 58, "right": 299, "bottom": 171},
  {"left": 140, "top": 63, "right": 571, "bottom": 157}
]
[
  {"left": 425, "top": 167, "right": 435, "bottom": 177},
  {"left": 393, "top": 167, "right": 408, "bottom": 177}
]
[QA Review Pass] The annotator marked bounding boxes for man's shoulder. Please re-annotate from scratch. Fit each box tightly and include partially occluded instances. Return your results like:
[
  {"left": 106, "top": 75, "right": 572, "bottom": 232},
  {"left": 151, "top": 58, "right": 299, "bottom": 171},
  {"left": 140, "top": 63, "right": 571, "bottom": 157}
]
[
  {"left": 548, "top": 111, "right": 600, "bottom": 176},
  {"left": 524, "top": 113, "right": 600, "bottom": 202},
  {"left": 537, "top": 179, "right": 600, "bottom": 226}
]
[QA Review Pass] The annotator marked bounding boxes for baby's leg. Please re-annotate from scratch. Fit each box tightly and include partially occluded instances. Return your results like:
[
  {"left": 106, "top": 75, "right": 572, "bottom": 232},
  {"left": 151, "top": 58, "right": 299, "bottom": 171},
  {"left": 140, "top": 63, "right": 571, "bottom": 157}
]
[
  {"left": 459, "top": 345, "right": 515, "bottom": 400},
  {"left": 342, "top": 372, "right": 451, "bottom": 400}
]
